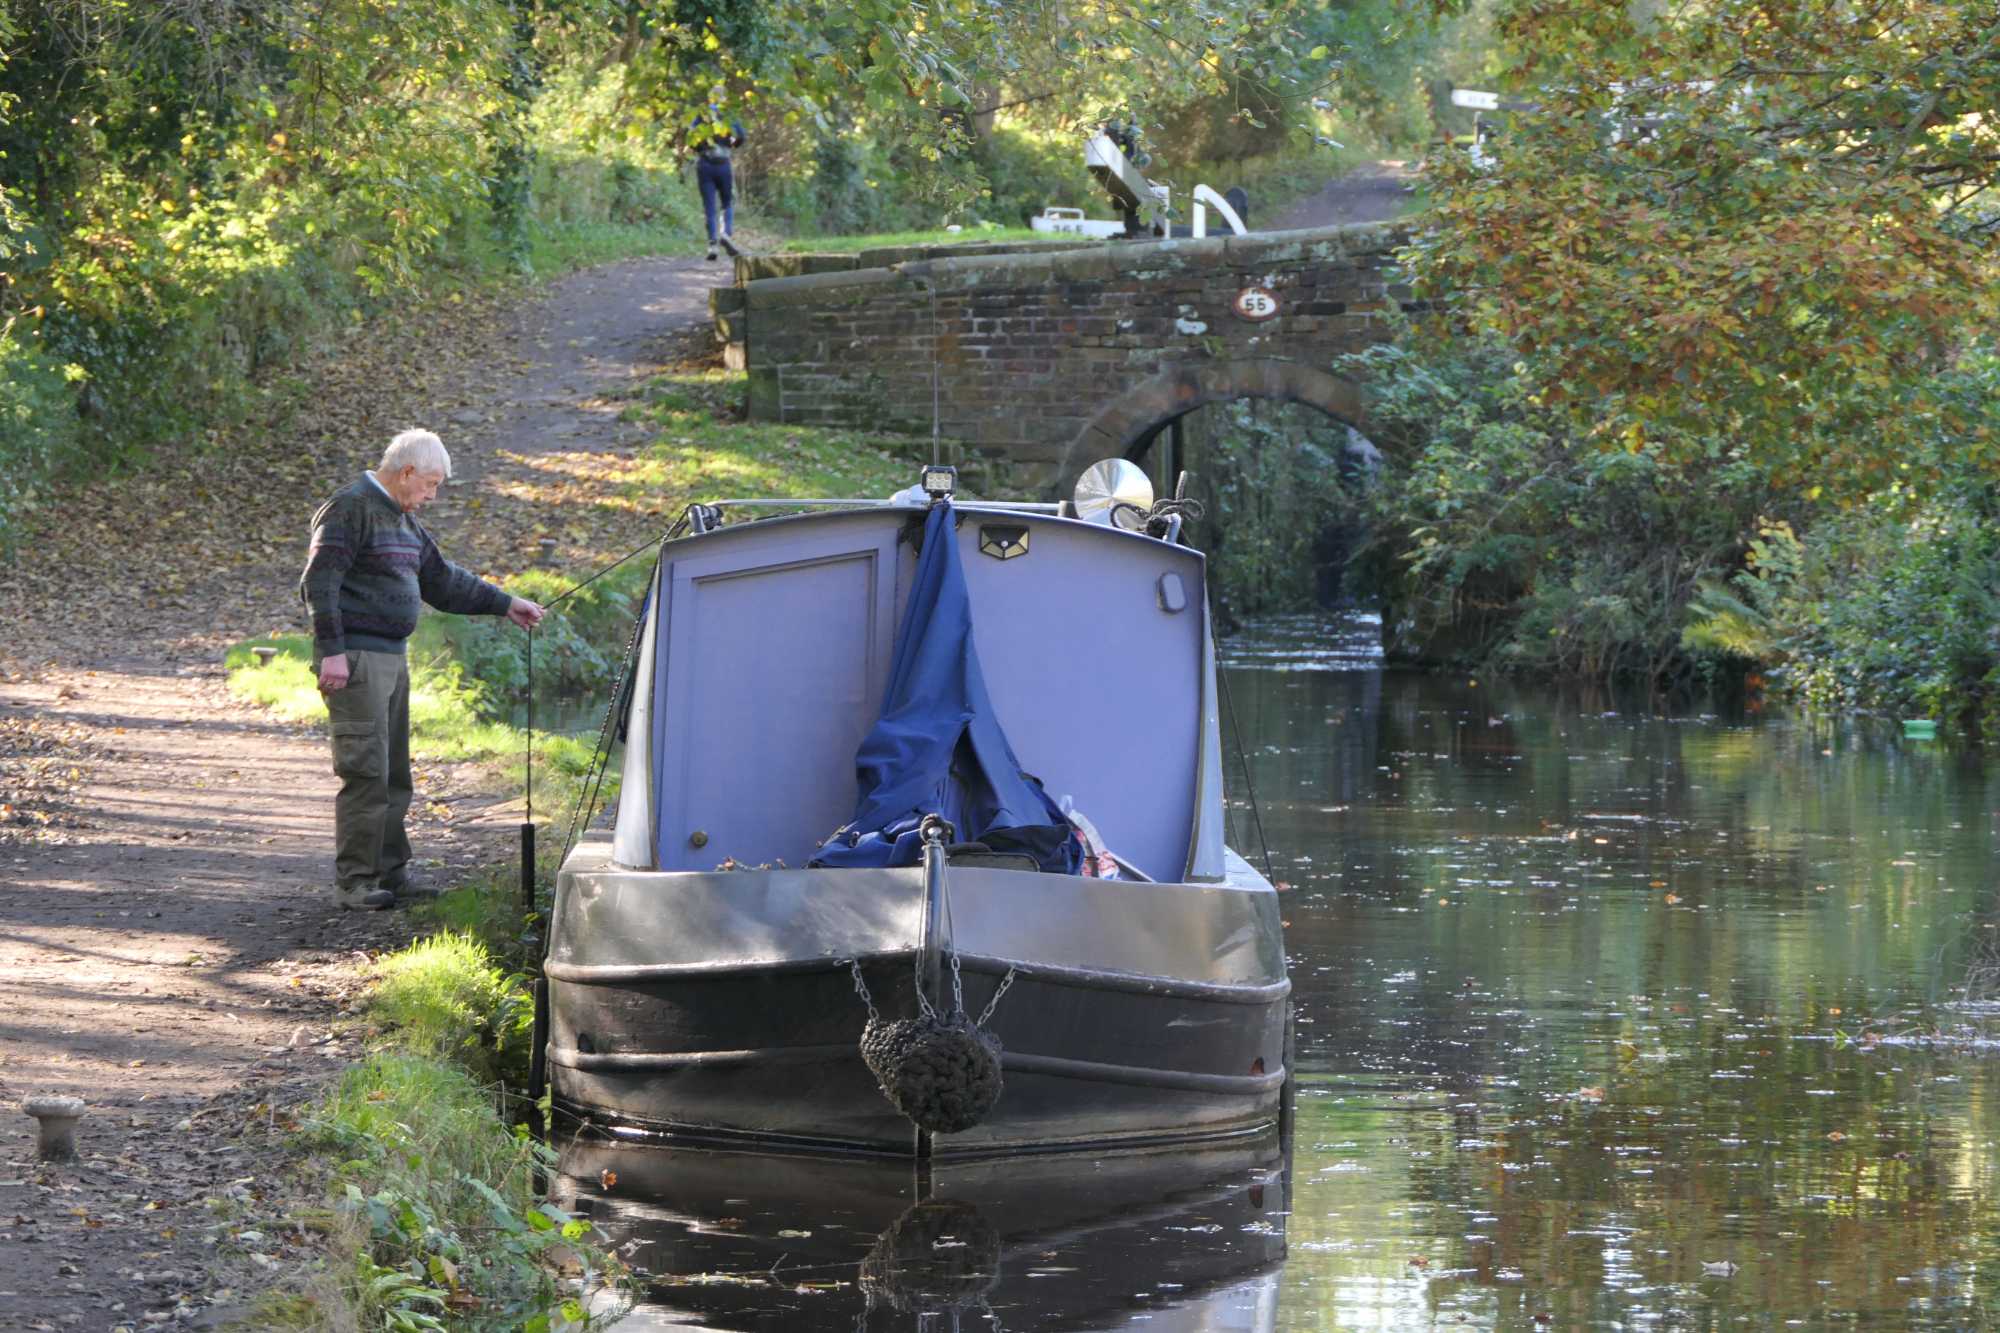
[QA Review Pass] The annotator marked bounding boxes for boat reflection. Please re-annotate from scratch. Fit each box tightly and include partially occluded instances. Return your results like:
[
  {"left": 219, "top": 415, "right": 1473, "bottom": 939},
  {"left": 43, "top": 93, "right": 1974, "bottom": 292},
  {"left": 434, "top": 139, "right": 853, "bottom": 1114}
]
[{"left": 557, "top": 1134, "right": 1290, "bottom": 1330}]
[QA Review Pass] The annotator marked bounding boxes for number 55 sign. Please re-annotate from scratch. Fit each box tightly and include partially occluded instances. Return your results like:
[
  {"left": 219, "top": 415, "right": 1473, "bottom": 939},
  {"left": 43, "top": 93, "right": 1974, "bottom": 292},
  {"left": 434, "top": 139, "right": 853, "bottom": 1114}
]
[{"left": 1232, "top": 287, "right": 1280, "bottom": 322}]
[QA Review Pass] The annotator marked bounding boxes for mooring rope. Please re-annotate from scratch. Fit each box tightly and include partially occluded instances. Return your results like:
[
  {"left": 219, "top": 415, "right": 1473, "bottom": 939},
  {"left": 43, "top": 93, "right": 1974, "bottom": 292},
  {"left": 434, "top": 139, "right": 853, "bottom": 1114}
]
[
  {"left": 520, "top": 520, "right": 688, "bottom": 923},
  {"left": 557, "top": 542, "right": 661, "bottom": 871},
  {"left": 1218, "top": 665, "right": 1276, "bottom": 883},
  {"left": 521, "top": 526, "right": 676, "bottom": 829}
]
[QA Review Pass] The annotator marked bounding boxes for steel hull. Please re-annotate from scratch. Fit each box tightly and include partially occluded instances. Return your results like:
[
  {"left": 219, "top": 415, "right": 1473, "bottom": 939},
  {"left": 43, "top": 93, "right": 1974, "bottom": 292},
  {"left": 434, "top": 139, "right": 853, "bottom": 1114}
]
[{"left": 547, "top": 836, "right": 1290, "bottom": 1156}]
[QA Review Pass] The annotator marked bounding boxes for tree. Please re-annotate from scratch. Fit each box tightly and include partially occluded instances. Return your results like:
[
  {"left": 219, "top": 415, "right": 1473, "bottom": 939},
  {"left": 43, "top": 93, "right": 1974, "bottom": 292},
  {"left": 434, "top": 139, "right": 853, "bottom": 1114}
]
[
  {"left": 612, "top": 0, "right": 1360, "bottom": 154},
  {"left": 0, "top": 5, "right": 19, "bottom": 261},
  {"left": 1414, "top": 0, "right": 2000, "bottom": 496}
]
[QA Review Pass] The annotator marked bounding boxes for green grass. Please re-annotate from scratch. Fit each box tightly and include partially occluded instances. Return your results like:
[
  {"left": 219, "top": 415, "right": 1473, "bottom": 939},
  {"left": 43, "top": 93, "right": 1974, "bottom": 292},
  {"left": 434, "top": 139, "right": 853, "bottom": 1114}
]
[
  {"left": 527, "top": 218, "right": 702, "bottom": 271},
  {"left": 516, "top": 217, "right": 704, "bottom": 274},
  {"left": 313, "top": 1054, "right": 537, "bottom": 1203},
  {"left": 625, "top": 367, "right": 928, "bottom": 500},
  {"left": 776, "top": 225, "right": 1049, "bottom": 253},
  {"left": 224, "top": 630, "right": 604, "bottom": 773},
  {"left": 267, "top": 1052, "right": 627, "bottom": 1331},
  {"left": 370, "top": 931, "right": 530, "bottom": 1079}
]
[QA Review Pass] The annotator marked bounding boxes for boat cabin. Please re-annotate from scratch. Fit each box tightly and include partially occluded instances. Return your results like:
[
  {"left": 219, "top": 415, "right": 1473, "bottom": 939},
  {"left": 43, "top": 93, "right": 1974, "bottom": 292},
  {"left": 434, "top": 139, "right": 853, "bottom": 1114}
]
[{"left": 610, "top": 499, "right": 1229, "bottom": 884}]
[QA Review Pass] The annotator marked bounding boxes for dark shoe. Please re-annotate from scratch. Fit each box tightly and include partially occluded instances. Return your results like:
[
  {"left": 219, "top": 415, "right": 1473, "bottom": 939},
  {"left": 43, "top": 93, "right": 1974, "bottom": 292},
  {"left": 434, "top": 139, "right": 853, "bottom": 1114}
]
[
  {"left": 336, "top": 884, "right": 395, "bottom": 911},
  {"left": 383, "top": 876, "right": 441, "bottom": 903}
]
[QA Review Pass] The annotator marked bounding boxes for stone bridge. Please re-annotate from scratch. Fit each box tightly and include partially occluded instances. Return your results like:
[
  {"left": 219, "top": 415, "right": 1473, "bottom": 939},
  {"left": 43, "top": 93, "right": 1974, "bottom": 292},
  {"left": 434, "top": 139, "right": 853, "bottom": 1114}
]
[{"left": 724, "top": 222, "right": 1415, "bottom": 494}]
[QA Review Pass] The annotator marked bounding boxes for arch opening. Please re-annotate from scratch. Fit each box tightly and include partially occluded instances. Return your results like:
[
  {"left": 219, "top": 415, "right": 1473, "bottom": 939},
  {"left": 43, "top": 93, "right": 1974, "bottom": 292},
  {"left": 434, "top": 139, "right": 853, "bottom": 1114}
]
[{"left": 1059, "top": 360, "right": 1383, "bottom": 623}]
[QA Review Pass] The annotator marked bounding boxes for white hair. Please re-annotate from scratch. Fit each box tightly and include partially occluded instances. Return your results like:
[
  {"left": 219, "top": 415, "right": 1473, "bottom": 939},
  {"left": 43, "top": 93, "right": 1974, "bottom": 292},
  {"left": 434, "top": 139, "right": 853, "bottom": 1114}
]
[{"left": 379, "top": 429, "right": 452, "bottom": 478}]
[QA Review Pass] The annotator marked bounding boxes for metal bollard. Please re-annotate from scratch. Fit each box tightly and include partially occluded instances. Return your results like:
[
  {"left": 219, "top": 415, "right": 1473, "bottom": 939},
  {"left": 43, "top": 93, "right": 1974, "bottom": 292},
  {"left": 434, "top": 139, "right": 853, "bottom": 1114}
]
[{"left": 23, "top": 1096, "right": 85, "bottom": 1161}]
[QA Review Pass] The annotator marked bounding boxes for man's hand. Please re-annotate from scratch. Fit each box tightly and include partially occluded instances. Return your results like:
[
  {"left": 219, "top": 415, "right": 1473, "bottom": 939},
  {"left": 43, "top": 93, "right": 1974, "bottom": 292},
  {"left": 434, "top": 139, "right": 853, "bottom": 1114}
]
[
  {"left": 507, "top": 597, "right": 546, "bottom": 630},
  {"left": 318, "top": 653, "right": 351, "bottom": 692}
]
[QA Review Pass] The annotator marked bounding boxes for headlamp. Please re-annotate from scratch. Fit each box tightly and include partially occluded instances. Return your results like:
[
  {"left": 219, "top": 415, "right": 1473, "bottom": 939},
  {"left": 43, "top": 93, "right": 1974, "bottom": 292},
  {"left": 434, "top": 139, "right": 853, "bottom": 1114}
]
[{"left": 921, "top": 465, "right": 957, "bottom": 502}]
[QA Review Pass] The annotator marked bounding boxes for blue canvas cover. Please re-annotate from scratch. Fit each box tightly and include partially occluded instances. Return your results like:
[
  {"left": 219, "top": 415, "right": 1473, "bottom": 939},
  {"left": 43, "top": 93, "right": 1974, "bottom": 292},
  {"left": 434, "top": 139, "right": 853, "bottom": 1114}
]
[{"left": 812, "top": 503, "right": 1081, "bottom": 872}]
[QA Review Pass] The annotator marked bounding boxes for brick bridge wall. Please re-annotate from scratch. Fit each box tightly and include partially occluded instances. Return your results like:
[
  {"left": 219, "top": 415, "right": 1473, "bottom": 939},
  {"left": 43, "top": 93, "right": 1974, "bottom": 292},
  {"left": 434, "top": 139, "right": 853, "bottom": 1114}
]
[{"left": 736, "top": 222, "right": 1415, "bottom": 495}]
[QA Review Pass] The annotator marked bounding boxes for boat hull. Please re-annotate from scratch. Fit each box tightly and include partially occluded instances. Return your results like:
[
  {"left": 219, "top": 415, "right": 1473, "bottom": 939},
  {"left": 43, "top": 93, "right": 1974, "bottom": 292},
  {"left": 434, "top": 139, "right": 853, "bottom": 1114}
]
[
  {"left": 547, "top": 836, "right": 1290, "bottom": 1157},
  {"left": 554, "top": 1136, "right": 1289, "bottom": 1330}
]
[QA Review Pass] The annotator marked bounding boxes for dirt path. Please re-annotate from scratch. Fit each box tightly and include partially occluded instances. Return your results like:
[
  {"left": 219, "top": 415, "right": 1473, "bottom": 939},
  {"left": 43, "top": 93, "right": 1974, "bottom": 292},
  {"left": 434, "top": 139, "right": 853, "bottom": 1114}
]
[
  {"left": 1271, "top": 159, "right": 1417, "bottom": 230},
  {"left": 0, "top": 254, "right": 715, "bottom": 1332}
]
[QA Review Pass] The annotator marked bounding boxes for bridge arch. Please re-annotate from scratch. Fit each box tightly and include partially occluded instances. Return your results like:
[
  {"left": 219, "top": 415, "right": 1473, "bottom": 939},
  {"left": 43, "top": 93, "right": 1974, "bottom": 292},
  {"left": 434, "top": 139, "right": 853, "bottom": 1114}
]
[{"left": 1056, "top": 359, "right": 1369, "bottom": 492}]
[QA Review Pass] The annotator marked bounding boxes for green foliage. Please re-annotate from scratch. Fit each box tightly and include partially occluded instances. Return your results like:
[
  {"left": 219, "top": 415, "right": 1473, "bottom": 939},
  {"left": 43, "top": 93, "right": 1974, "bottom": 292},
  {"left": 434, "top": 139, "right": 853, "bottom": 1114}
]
[
  {"left": 1348, "top": 326, "right": 1779, "bottom": 683},
  {"left": 432, "top": 561, "right": 650, "bottom": 706},
  {"left": 618, "top": 0, "right": 1351, "bottom": 146},
  {"left": 1689, "top": 470, "right": 2000, "bottom": 733},
  {"left": 1680, "top": 522, "right": 1803, "bottom": 662},
  {"left": 0, "top": 3, "right": 708, "bottom": 549},
  {"left": 0, "top": 325, "right": 80, "bottom": 551},
  {"left": 1352, "top": 322, "right": 2000, "bottom": 719},
  {"left": 1193, "top": 400, "right": 1356, "bottom": 621},
  {"left": 305, "top": 1054, "right": 626, "bottom": 1331}
]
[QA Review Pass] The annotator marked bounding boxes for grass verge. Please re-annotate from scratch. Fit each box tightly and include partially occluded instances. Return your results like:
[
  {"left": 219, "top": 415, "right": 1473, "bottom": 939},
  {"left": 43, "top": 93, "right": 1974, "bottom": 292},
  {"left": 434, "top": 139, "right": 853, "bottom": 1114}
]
[{"left": 260, "top": 1047, "right": 626, "bottom": 1330}]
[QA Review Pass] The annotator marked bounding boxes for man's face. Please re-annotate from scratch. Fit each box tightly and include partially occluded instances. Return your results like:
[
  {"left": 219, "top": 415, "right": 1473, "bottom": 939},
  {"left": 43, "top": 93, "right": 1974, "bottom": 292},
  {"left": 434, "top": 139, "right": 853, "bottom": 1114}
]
[{"left": 386, "top": 466, "right": 445, "bottom": 513}]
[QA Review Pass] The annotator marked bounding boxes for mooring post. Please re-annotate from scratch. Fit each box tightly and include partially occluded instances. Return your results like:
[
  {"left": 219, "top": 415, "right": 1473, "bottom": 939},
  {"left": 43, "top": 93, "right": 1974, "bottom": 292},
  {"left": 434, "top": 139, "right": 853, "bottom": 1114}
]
[
  {"left": 528, "top": 976, "right": 550, "bottom": 1142},
  {"left": 24, "top": 1096, "right": 85, "bottom": 1161},
  {"left": 520, "top": 821, "right": 536, "bottom": 911}
]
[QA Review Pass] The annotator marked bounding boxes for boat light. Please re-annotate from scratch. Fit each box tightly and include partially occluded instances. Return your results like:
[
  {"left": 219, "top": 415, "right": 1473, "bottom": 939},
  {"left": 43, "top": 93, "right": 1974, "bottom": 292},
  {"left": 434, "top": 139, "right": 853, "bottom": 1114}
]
[
  {"left": 921, "top": 464, "right": 958, "bottom": 501},
  {"left": 1073, "top": 458, "right": 1154, "bottom": 528}
]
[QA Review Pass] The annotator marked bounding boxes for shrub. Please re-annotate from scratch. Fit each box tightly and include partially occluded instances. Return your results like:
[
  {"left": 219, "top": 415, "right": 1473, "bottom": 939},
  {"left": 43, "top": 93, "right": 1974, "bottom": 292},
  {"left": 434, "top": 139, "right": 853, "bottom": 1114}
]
[
  {"left": 1345, "top": 327, "right": 1781, "bottom": 684},
  {"left": 0, "top": 326, "right": 81, "bottom": 552},
  {"left": 1192, "top": 398, "right": 1358, "bottom": 621}
]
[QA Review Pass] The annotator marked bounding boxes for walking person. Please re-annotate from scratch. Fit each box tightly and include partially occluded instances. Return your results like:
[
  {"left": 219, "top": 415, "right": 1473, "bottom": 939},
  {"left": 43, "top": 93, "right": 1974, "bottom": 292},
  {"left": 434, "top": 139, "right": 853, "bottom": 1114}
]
[
  {"left": 691, "top": 100, "right": 745, "bottom": 261},
  {"left": 299, "top": 429, "right": 545, "bottom": 910}
]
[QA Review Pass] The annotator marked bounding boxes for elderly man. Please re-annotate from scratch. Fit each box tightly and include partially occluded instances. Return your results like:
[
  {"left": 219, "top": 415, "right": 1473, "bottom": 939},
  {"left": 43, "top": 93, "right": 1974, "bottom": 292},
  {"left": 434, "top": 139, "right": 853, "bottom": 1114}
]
[{"left": 300, "top": 429, "right": 545, "bottom": 910}]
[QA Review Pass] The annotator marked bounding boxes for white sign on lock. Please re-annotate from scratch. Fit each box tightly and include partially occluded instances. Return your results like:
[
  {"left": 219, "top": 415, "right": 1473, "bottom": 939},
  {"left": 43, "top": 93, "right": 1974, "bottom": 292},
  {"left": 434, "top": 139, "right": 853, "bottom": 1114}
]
[{"left": 1233, "top": 287, "right": 1280, "bottom": 322}]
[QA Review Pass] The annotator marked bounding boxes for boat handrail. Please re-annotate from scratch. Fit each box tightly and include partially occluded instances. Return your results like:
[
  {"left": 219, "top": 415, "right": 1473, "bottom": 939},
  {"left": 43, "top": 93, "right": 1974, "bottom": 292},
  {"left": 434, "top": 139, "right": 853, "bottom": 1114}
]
[{"left": 707, "top": 498, "right": 1065, "bottom": 513}]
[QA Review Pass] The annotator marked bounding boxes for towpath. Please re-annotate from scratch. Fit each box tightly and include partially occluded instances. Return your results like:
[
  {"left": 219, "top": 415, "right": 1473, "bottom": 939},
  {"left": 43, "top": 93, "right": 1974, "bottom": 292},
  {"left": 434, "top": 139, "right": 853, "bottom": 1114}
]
[
  {"left": 0, "top": 253, "right": 713, "bottom": 1332},
  {"left": 1271, "top": 159, "right": 1416, "bottom": 230}
]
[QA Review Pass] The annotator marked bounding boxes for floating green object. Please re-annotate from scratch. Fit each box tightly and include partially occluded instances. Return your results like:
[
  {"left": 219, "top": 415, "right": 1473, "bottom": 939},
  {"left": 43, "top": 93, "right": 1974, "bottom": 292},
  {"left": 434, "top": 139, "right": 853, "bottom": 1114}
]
[{"left": 1902, "top": 719, "right": 1938, "bottom": 739}]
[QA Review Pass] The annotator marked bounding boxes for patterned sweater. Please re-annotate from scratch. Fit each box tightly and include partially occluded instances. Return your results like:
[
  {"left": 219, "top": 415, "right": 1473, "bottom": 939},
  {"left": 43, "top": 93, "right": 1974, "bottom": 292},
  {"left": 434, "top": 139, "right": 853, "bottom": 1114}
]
[{"left": 299, "top": 475, "right": 511, "bottom": 657}]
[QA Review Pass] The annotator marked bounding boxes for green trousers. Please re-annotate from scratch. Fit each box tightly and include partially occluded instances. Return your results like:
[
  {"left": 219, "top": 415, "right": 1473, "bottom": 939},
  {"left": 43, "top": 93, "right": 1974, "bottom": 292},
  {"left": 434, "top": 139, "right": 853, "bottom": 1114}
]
[{"left": 322, "top": 648, "right": 412, "bottom": 894}]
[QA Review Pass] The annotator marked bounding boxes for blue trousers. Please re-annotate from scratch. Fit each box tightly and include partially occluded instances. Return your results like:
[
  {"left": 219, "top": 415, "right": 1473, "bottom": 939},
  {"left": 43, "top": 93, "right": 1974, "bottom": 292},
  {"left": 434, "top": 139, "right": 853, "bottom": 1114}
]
[{"left": 697, "top": 158, "right": 734, "bottom": 243}]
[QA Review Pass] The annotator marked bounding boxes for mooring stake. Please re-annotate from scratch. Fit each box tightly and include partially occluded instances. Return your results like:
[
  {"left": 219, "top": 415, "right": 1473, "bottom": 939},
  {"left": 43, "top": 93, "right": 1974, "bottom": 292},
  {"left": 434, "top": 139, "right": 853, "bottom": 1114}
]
[
  {"left": 520, "top": 820, "right": 536, "bottom": 913},
  {"left": 24, "top": 1096, "right": 85, "bottom": 1161}
]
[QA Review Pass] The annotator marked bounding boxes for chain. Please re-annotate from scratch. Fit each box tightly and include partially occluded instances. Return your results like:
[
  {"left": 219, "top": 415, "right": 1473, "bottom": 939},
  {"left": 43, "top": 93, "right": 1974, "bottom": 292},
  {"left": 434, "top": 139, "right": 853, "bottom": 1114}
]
[
  {"left": 948, "top": 948, "right": 966, "bottom": 1019},
  {"left": 910, "top": 944, "right": 938, "bottom": 1020},
  {"left": 848, "top": 958, "right": 879, "bottom": 1022},
  {"left": 975, "top": 965, "right": 1019, "bottom": 1028}
]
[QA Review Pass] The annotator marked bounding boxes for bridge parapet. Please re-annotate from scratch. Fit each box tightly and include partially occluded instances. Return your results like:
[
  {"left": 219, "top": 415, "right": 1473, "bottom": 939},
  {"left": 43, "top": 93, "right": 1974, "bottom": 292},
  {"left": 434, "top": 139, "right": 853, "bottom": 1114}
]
[{"left": 741, "top": 222, "right": 1415, "bottom": 494}]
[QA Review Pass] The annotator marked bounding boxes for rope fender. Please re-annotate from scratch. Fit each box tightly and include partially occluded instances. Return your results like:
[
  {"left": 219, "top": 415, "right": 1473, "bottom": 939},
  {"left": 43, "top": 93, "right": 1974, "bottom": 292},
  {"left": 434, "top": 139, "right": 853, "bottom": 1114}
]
[{"left": 848, "top": 817, "right": 1012, "bottom": 1135}]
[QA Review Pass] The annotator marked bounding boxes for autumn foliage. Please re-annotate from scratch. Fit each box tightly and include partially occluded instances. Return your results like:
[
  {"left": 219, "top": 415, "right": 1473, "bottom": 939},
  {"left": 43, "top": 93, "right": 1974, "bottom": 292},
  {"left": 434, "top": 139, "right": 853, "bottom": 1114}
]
[{"left": 1415, "top": 0, "right": 2000, "bottom": 493}]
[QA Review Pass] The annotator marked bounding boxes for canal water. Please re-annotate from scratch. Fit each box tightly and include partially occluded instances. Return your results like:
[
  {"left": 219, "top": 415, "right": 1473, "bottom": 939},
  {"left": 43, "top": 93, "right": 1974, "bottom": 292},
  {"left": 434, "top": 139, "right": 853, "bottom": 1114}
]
[{"left": 572, "top": 611, "right": 2000, "bottom": 1330}]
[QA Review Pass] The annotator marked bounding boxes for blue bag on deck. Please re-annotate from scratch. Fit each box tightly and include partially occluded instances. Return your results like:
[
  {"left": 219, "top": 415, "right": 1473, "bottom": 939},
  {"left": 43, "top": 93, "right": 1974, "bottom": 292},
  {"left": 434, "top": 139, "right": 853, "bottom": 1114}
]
[{"left": 811, "top": 502, "right": 1081, "bottom": 873}]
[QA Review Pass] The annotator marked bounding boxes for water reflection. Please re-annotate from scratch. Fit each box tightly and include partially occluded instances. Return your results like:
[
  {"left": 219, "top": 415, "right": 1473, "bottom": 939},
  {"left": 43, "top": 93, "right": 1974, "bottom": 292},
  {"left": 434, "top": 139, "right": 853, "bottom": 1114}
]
[
  {"left": 583, "top": 612, "right": 2000, "bottom": 1329},
  {"left": 1227, "top": 615, "right": 2000, "bottom": 1329},
  {"left": 561, "top": 1138, "right": 1288, "bottom": 1330}
]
